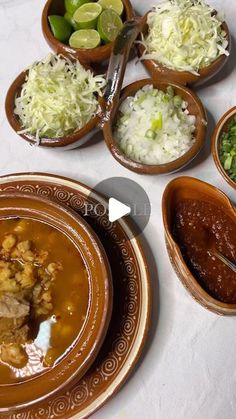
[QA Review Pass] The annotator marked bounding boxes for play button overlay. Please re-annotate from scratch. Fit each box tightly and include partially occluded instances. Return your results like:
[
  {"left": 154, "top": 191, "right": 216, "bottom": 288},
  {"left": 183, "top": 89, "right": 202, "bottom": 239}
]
[
  {"left": 108, "top": 198, "right": 131, "bottom": 222},
  {"left": 88, "top": 177, "right": 151, "bottom": 238}
]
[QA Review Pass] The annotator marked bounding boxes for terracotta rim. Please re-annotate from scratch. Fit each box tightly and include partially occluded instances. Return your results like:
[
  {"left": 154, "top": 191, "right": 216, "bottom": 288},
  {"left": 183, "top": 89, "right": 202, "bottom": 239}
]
[
  {"left": 0, "top": 191, "right": 113, "bottom": 412},
  {"left": 162, "top": 176, "right": 236, "bottom": 315},
  {"left": 212, "top": 106, "right": 236, "bottom": 190},
  {"left": 5, "top": 68, "right": 100, "bottom": 148},
  {"left": 41, "top": 0, "right": 134, "bottom": 65},
  {"left": 138, "top": 14, "right": 231, "bottom": 86},
  {"left": 0, "top": 172, "right": 151, "bottom": 419},
  {"left": 103, "top": 78, "right": 207, "bottom": 174}
]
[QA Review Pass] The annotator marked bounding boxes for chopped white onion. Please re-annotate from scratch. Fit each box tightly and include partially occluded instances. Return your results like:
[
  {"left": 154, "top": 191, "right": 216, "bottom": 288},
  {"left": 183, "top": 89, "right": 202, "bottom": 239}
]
[{"left": 114, "top": 85, "right": 198, "bottom": 165}]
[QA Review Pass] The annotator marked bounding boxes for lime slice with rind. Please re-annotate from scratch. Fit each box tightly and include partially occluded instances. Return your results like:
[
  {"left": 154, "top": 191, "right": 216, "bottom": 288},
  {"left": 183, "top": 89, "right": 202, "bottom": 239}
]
[
  {"left": 97, "top": 9, "right": 123, "bottom": 43},
  {"left": 69, "top": 29, "right": 101, "bottom": 49},
  {"left": 65, "top": 0, "right": 92, "bottom": 15},
  {"left": 48, "top": 15, "right": 72, "bottom": 43},
  {"left": 98, "top": 0, "right": 124, "bottom": 16},
  {"left": 73, "top": 3, "right": 102, "bottom": 30},
  {"left": 64, "top": 12, "right": 77, "bottom": 30}
]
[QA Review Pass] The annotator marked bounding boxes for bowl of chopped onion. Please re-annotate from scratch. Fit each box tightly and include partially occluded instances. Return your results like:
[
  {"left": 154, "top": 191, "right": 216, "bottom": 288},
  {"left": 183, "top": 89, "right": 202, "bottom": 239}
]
[
  {"left": 103, "top": 78, "right": 207, "bottom": 174},
  {"left": 212, "top": 106, "right": 236, "bottom": 190},
  {"left": 5, "top": 54, "right": 106, "bottom": 148},
  {"left": 137, "top": 0, "right": 231, "bottom": 86},
  {"left": 42, "top": 0, "right": 134, "bottom": 66}
]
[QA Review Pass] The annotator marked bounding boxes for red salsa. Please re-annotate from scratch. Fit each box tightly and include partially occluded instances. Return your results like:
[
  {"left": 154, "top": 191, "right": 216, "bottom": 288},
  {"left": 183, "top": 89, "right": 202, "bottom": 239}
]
[{"left": 173, "top": 199, "right": 236, "bottom": 304}]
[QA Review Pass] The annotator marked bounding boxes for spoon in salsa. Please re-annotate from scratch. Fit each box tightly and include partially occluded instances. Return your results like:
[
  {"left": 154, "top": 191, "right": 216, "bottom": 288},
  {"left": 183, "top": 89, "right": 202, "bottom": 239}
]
[{"left": 204, "top": 228, "right": 236, "bottom": 273}]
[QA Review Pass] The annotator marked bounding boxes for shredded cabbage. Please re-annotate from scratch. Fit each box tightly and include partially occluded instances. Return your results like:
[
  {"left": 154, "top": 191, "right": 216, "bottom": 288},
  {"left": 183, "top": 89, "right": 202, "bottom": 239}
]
[
  {"left": 114, "top": 85, "right": 197, "bottom": 165},
  {"left": 141, "top": 0, "right": 229, "bottom": 75},
  {"left": 14, "top": 54, "right": 106, "bottom": 141}
]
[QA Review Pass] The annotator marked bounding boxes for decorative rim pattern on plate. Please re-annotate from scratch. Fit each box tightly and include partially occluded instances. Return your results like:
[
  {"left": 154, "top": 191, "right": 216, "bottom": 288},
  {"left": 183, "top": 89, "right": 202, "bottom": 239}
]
[{"left": 0, "top": 172, "right": 151, "bottom": 419}]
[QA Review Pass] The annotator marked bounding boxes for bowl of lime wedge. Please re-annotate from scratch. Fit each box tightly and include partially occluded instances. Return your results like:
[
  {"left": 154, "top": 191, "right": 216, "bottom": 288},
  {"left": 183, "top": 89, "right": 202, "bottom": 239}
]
[{"left": 42, "top": 0, "right": 134, "bottom": 65}]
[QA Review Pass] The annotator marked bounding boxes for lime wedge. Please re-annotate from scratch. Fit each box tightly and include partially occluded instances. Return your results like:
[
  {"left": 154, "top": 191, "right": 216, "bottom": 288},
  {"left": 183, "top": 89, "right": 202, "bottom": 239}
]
[
  {"left": 65, "top": 0, "right": 92, "bottom": 15},
  {"left": 69, "top": 29, "right": 101, "bottom": 49},
  {"left": 73, "top": 3, "right": 102, "bottom": 30},
  {"left": 97, "top": 9, "right": 123, "bottom": 43},
  {"left": 98, "top": 0, "right": 124, "bottom": 16},
  {"left": 48, "top": 15, "right": 72, "bottom": 43},
  {"left": 64, "top": 12, "right": 77, "bottom": 30}
]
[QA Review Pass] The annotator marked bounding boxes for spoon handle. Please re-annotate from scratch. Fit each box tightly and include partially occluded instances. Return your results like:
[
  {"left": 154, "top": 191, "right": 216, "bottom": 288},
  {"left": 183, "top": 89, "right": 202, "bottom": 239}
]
[
  {"left": 212, "top": 250, "right": 236, "bottom": 273},
  {"left": 102, "top": 18, "right": 143, "bottom": 119}
]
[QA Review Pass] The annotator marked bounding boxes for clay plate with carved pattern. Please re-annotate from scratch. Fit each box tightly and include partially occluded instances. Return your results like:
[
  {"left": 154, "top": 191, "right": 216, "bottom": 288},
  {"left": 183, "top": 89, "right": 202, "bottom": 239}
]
[{"left": 0, "top": 172, "right": 151, "bottom": 419}]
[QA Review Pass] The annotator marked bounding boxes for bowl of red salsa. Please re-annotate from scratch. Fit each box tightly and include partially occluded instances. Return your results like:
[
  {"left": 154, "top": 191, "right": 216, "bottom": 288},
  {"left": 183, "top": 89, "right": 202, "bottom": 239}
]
[{"left": 162, "top": 176, "right": 236, "bottom": 315}]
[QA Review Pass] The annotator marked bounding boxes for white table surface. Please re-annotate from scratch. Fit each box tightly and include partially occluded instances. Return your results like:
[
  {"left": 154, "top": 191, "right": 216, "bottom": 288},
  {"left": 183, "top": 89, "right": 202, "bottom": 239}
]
[{"left": 0, "top": 1, "right": 236, "bottom": 418}]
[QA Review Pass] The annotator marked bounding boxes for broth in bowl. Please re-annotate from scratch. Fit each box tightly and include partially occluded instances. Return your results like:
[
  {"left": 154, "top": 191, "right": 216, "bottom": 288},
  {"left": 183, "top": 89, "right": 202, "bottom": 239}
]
[{"left": 0, "top": 217, "right": 89, "bottom": 385}]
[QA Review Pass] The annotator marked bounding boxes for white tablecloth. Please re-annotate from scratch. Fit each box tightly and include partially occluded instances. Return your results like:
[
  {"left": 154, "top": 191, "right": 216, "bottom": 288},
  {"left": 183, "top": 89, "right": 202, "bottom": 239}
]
[{"left": 0, "top": 1, "right": 235, "bottom": 418}]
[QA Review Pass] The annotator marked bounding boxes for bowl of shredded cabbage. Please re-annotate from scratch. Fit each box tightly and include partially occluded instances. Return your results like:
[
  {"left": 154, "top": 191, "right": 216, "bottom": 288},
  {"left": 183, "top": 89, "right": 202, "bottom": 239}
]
[
  {"left": 138, "top": 0, "right": 231, "bottom": 86},
  {"left": 103, "top": 79, "right": 207, "bottom": 174},
  {"left": 5, "top": 53, "right": 106, "bottom": 148}
]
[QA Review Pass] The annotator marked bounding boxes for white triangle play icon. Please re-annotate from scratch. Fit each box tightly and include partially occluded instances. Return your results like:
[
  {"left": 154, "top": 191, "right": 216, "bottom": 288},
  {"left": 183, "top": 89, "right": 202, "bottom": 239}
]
[{"left": 108, "top": 198, "right": 131, "bottom": 223}]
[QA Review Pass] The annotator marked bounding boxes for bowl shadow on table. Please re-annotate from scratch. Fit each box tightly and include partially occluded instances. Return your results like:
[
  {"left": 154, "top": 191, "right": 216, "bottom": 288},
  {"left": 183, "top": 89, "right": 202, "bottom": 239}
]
[
  {"left": 180, "top": 108, "right": 215, "bottom": 172},
  {"left": 195, "top": 35, "right": 236, "bottom": 89},
  {"left": 78, "top": 129, "right": 104, "bottom": 149}
]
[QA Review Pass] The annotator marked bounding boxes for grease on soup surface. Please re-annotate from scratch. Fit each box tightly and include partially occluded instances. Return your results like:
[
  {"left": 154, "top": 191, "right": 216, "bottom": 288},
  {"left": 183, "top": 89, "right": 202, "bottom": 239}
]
[{"left": 0, "top": 218, "right": 89, "bottom": 384}]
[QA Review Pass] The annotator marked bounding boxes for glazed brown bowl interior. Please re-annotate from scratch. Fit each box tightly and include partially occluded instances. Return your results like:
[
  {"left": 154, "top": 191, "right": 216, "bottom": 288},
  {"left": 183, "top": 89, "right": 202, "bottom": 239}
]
[
  {"left": 138, "top": 14, "right": 231, "bottom": 86},
  {"left": 0, "top": 192, "right": 112, "bottom": 412},
  {"left": 212, "top": 106, "right": 236, "bottom": 190},
  {"left": 5, "top": 66, "right": 101, "bottom": 149},
  {"left": 162, "top": 176, "right": 236, "bottom": 315},
  {"left": 103, "top": 78, "right": 207, "bottom": 174},
  {"left": 42, "top": 0, "right": 134, "bottom": 65}
]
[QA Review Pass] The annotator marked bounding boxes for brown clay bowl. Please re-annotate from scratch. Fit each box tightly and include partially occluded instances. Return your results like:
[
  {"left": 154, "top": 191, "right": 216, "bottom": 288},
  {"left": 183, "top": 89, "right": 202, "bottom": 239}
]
[
  {"left": 41, "top": 0, "right": 134, "bottom": 65},
  {"left": 103, "top": 78, "right": 207, "bottom": 174},
  {"left": 5, "top": 62, "right": 102, "bottom": 149},
  {"left": 5, "top": 19, "right": 140, "bottom": 149},
  {"left": 137, "top": 13, "right": 231, "bottom": 86},
  {"left": 162, "top": 176, "right": 236, "bottom": 316},
  {"left": 0, "top": 192, "right": 112, "bottom": 412},
  {"left": 212, "top": 106, "right": 236, "bottom": 190}
]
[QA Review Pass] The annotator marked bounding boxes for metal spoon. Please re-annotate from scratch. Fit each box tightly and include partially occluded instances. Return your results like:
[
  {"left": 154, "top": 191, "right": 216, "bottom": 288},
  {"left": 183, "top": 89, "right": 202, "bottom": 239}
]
[
  {"left": 209, "top": 248, "right": 236, "bottom": 273},
  {"left": 205, "top": 228, "right": 236, "bottom": 273}
]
